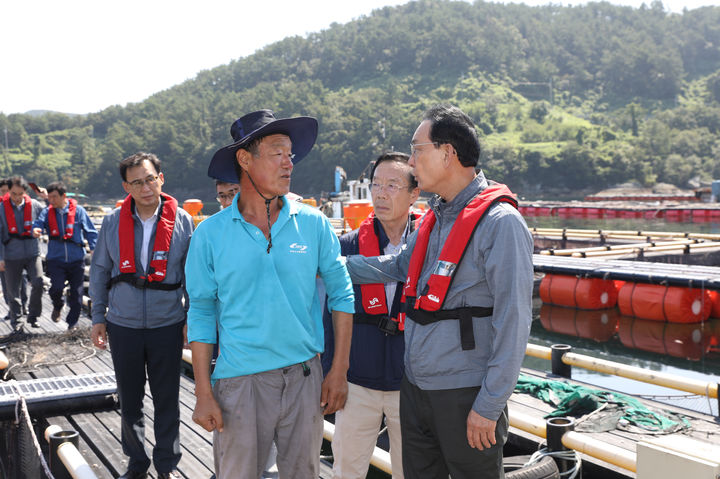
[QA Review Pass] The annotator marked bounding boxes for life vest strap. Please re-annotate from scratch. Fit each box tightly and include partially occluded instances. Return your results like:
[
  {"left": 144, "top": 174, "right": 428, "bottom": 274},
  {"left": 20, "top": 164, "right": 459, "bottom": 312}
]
[
  {"left": 405, "top": 298, "right": 493, "bottom": 350},
  {"left": 108, "top": 273, "right": 181, "bottom": 291}
]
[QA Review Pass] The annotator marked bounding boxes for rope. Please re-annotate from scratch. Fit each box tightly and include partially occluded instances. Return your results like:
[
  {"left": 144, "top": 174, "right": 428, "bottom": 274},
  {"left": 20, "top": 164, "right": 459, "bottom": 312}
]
[
  {"left": 526, "top": 445, "right": 582, "bottom": 479},
  {"left": 10, "top": 381, "right": 55, "bottom": 479}
]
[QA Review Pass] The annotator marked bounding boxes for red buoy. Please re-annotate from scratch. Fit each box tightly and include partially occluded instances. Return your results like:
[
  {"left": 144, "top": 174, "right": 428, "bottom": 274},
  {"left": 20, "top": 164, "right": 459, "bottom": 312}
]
[
  {"left": 539, "top": 274, "right": 619, "bottom": 310},
  {"left": 618, "top": 283, "right": 712, "bottom": 324}
]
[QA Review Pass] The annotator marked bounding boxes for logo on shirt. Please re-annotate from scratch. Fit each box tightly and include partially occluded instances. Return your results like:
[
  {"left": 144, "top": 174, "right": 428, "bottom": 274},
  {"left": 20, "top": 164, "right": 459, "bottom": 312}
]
[
  {"left": 289, "top": 243, "right": 308, "bottom": 253},
  {"left": 121, "top": 259, "right": 131, "bottom": 268},
  {"left": 427, "top": 294, "right": 440, "bottom": 303}
]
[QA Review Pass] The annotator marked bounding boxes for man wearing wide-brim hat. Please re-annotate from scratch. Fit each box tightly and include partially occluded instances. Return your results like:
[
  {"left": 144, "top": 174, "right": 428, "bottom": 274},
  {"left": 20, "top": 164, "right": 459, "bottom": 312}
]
[{"left": 186, "top": 110, "right": 355, "bottom": 478}]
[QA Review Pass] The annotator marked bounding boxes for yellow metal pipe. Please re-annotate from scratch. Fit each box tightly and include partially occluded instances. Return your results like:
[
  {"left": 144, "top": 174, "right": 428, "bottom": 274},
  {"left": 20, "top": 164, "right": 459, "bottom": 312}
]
[
  {"left": 508, "top": 405, "right": 636, "bottom": 472},
  {"left": 563, "top": 353, "right": 719, "bottom": 399},
  {"left": 0, "top": 350, "right": 8, "bottom": 370},
  {"left": 526, "top": 343, "right": 551, "bottom": 360},
  {"left": 563, "top": 431, "right": 637, "bottom": 473}
]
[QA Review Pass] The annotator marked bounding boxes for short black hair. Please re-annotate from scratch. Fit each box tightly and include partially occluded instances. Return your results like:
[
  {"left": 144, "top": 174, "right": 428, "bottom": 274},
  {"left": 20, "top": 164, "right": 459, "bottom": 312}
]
[
  {"left": 423, "top": 104, "right": 480, "bottom": 168},
  {"left": 46, "top": 181, "right": 67, "bottom": 196},
  {"left": 0, "top": 178, "right": 10, "bottom": 189},
  {"left": 119, "top": 152, "right": 161, "bottom": 182},
  {"left": 8, "top": 176, "right": 28, "bottom": 191},
  {"left": 370, "top": 151, "right": 418, "bottom": 189}
]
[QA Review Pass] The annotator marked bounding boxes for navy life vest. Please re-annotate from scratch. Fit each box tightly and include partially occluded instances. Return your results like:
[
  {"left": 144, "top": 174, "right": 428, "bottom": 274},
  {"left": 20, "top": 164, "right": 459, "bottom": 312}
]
[{"left": 402, "top": 183, "right": 517, "bottom": 350}]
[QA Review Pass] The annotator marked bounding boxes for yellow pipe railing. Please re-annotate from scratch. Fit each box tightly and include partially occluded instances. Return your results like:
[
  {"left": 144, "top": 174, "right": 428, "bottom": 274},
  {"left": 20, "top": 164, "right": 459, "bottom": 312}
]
[
  {"left": 508, "top": 406, "right": 637, "bottom": 472},
  {"left": 526, "top": 343, "right": 719, "bottom": 399}
]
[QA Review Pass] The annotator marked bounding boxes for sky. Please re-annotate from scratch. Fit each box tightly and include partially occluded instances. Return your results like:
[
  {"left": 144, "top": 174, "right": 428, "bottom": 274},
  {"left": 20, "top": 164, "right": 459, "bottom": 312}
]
[{"left": 1, "top": 0, "right": 718, "bottom": 115}]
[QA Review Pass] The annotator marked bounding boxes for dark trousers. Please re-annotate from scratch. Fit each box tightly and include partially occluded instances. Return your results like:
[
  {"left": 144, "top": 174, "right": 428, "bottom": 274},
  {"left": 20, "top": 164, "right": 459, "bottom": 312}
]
[
  {"left": 1, "top": 270, "right": 26, "bottom": 308},
  {"left": 47, "top": 259, "right": 85, "bottom": 326},
  {"left": 400, "top": 377, "right": 508, "bottom": 479},
  {"left": 4, "top": 256, "right": 43, "bottom": 323},
  {"left": 107, "top": 321, "right": 184, "bottom": 474}
]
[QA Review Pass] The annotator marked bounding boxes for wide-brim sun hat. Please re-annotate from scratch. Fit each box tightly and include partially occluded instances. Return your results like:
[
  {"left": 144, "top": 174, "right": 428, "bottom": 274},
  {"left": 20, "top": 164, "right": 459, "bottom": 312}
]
[{"left": 208, "top": 109, "right": 318, "bottom": 183}]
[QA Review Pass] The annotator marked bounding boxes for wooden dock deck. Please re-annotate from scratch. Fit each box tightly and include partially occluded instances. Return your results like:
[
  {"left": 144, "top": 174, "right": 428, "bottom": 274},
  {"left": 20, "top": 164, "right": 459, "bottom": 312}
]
[
  {"left": 2, "top": 292, "right": 720, "bottom": 478},
  {"left": 508, "top": 368, "right": 720, "bottom": 478}
]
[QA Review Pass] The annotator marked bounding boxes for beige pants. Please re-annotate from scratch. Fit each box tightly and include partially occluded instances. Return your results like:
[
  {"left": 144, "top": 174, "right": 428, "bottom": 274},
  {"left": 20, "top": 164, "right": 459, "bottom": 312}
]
[
  {"left": 332, "top": 382, "right": 403, "bottom": 479},
  {"left": 213, "top": 356, "right": 323, "bottom": 479}
]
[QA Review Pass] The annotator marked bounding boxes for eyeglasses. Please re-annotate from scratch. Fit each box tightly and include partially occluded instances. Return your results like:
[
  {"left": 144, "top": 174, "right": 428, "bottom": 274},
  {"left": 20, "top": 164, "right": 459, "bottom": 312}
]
[
  {"left": 126, "top": 175, "right": 160, "bottom": 190},
  {"left": 216, "top": 191, "right": 238, "bottom": 203},
  {"left": 409, "top": 142, "right": 438, "bottom": 156},
  {"left": 370, "top": 182, "right": 410, "bottom": 194}
]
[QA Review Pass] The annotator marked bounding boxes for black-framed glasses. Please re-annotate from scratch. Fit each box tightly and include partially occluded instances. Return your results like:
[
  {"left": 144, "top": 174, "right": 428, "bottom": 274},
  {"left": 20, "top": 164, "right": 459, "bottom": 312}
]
[{"left": 126, "top": 175, "right": 160, "bottom": 190}]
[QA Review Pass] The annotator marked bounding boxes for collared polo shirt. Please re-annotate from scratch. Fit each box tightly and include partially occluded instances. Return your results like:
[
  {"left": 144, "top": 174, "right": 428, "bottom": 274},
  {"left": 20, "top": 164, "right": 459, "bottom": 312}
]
[{"left": 186, "top": 195, "right": 354, "bottom": 380}]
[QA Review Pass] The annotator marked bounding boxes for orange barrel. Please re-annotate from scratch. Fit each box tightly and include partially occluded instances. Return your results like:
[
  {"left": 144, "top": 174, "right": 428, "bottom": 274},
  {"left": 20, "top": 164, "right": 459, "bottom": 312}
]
[
  {"left": 617, "top": 283, "right": 712, "bottom": 323},
  {"left": 539, "top": 274, "right": 619, "bottom": 309},
  {"left": 707, "top": 291, "right": 720, "bottom": 319},
  {"left": 618, "top": 315, "right": 713, "bottom": 360},
  {"left": 343, "top": 201, "right": 373, "bottom": 230},
  {"left": 183, "top": 199, "right": 204, "bottom": 216},
  {"left": 539, "top": 304, "right": 619, "bottom": 342}
]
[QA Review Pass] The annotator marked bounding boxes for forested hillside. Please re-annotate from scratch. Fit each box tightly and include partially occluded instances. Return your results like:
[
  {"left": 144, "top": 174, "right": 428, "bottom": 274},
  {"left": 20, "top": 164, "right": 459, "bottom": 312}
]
[{"left": 2, "top": 0, "right": 720, "bottom": 201}]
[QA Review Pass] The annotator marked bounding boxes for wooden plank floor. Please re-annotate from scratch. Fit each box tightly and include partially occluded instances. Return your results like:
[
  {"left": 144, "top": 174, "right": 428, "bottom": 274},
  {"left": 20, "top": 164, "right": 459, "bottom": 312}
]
[
  {"left": 507, "top": 368, "right": 720, "bottom": 478},
  {"left": 3, "top": 286, "right": 719, "bottom": 478},
  {"left": 0, "top": 289, "right": 334, "bottom": 478}
]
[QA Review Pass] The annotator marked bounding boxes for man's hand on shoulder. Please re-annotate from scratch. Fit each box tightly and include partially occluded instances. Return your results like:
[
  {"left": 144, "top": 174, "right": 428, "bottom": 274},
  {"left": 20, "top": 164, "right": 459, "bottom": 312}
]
[
  {"left": 320, "top": 366, "right": 348, "bottom": 415},
  {"left": 467, "top": 409, "right": 497, "bottom": 450},
  {"left": 193, "top": 392, "right": 224, "bottom": 433},
  {"left": 91, "top": 323, "right": 108, "bottom": 350}
]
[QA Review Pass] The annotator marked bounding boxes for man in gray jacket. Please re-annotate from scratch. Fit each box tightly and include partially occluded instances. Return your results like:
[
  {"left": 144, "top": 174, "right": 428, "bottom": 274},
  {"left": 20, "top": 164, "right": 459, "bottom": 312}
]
[
  {"left": 0, "top": 176, "right": 45, "bottom": 330},
  {"left": 346, "top": 105, "right": 533, "bottom": 479},
  {"left": 90, "top": 152, "right": 193, "bottom": 479}
]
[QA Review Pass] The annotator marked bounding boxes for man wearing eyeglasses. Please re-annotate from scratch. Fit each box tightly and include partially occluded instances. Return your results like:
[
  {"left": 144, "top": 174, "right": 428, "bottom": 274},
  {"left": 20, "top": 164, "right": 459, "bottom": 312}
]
[
  {"left": 215, "top": 180, "right": 239, "bottom": 210},
  {"left": 346, "top": 105, "right": 533, "bottom": 479},
  {"left": 322, "top": 152, "right": 418, "bottom": 479},
  {"left": 0, "top": 176, "right": 45, "bottom": 330},
  {"left": 89, "top": 152, "right": 194, "bottom": 479}
]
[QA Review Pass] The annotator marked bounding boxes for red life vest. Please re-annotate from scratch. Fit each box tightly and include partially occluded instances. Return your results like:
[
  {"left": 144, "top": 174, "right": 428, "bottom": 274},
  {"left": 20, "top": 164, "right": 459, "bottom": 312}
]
[
  {"left": 108, "top": 193, "right": 181, "bottom": 291},
  {"left": 357, "top": 212, "right": 419, "bottom": 332},
  {"left": 48, "top": 198, "right": 77, "bottom": 240},
  {"left": 3, "top": 193, "right": 33, "bottom": 238},
  {"left": 402, "top": 183, "right": 518, "bottom": 349}
]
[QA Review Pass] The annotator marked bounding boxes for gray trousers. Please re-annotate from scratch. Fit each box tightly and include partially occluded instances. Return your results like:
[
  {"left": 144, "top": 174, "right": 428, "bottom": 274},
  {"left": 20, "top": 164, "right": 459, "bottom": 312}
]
[
  {"left": 213, "top": 355, "right": 324, "bottom": 479},
  {"left": 4, "top": 256, "right": 43, "bottom": 323}
]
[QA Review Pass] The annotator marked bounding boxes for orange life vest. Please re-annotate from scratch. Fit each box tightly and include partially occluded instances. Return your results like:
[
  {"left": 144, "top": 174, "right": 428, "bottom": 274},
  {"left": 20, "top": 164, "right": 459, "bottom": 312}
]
[
  {"left": 48, "top": 198, "right": 77, "bottom": 241},
  {"left": 108, "top": 193, "right": 181, "bottom": 291},
  {"left": 357, "top": 212, "right": 419, "bottom": 332},
  {"left": 2, "top": 193, "right": 33, "bottom": 242},
  {"left": 402, "top": 183, "right": 518, "bottom": 349}
]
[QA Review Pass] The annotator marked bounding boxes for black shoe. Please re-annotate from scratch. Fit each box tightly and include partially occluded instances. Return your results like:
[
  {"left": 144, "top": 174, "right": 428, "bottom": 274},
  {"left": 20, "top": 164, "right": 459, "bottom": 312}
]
[
  {"left": 3, "top": 313, "right": 10, "bottom": 321},
  {"left": 67, "top": 321, "right": 78, "bottom": 330},
  {"left": 158, "top": 471, "right": 181, "bottom": 479},
  {"left": 28, "top": 317, "right": 39, "bottom": 328},
  {"left": 118, "top": 470, "right": 148, "bottom": 479},
  {"left": 51, "top": 307, "right": 62, "bottom": 322}
]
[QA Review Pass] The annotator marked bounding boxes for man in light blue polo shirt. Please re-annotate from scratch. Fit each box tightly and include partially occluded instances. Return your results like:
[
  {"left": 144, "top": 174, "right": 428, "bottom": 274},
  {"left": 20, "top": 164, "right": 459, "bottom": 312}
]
[{"left": 186, "top": 110, "right": 354, "bottom": 479}]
